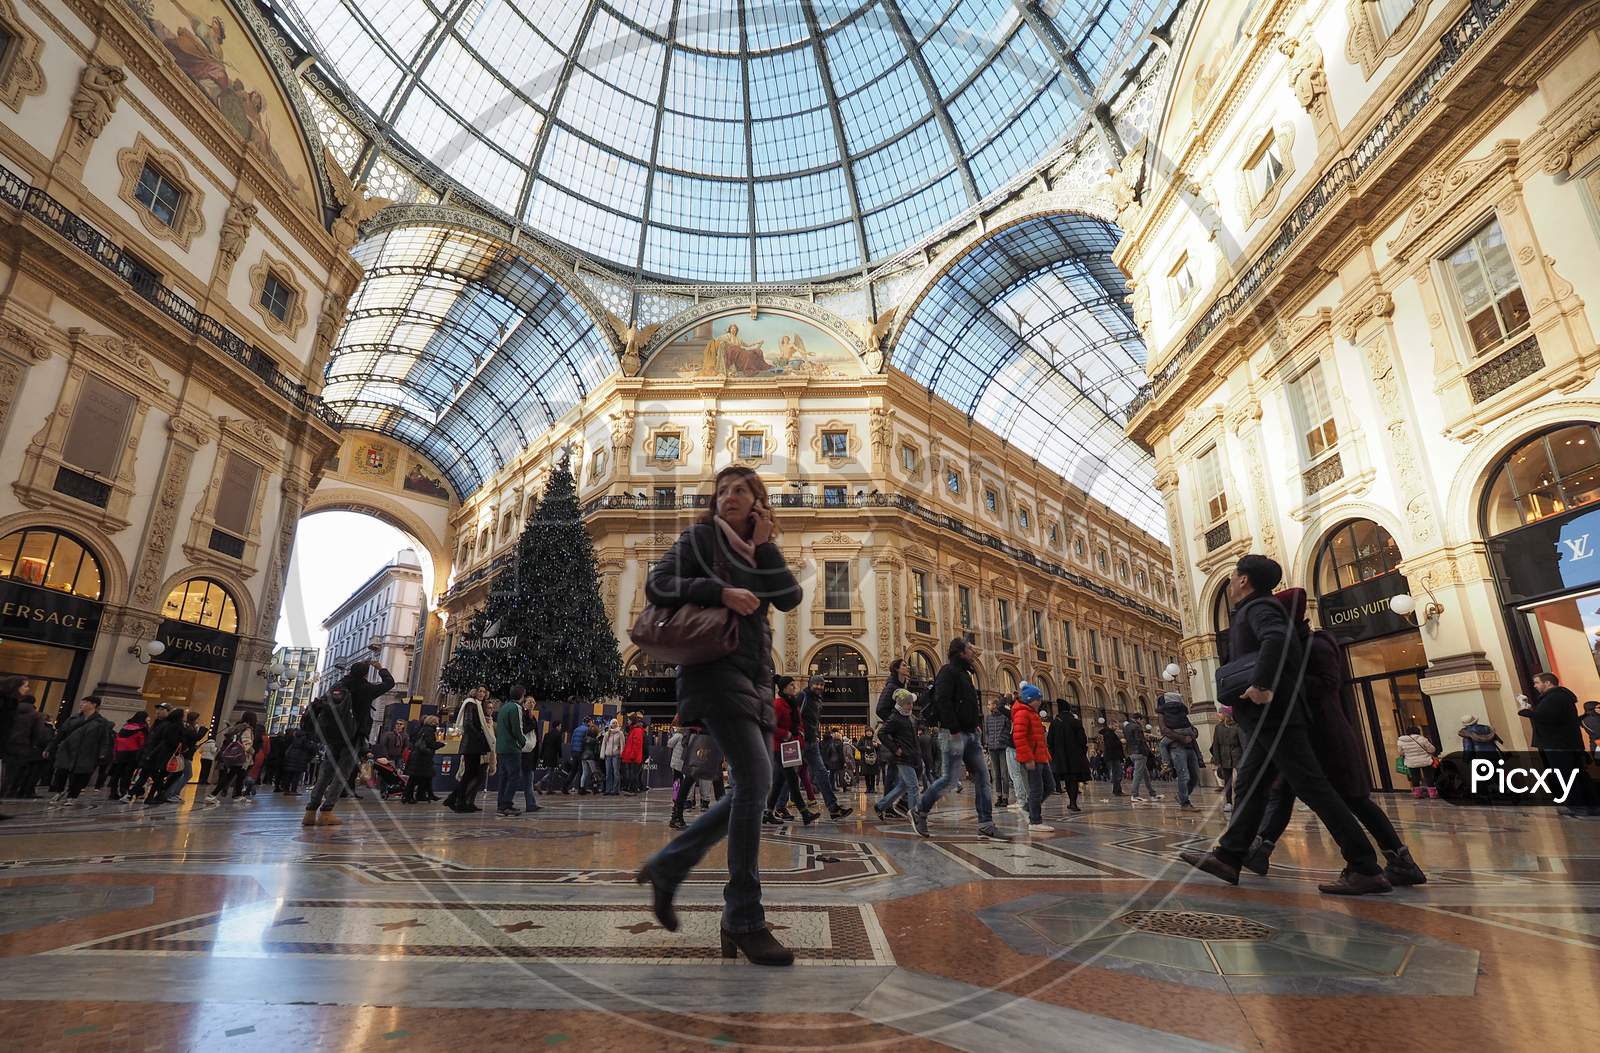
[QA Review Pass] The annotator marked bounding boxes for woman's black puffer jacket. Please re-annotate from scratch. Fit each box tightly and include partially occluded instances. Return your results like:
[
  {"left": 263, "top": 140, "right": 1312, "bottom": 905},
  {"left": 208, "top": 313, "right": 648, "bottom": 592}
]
[{"left": 646, "top": 521, "right": 802, "bottom": 733}]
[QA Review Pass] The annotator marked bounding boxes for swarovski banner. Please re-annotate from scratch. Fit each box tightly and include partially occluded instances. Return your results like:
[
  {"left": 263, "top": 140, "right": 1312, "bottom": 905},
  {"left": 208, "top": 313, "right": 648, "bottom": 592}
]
[
  {"left": 1316, "top": 571, "right": 1411, "bottom": 643},
  {"left": 0, "top": 579, "right": 101, "bottom": 649},
  {"left": 156, "top": 618, "right": 237, "bottom": 673}
]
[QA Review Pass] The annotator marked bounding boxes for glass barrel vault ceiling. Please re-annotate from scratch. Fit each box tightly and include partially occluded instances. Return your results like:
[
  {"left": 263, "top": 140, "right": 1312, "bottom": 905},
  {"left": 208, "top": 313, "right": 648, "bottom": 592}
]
[
  {"left": 893, "top": 213, "right": 1162, "bottom": 537},
  {"left": 289, "top": 0, "right": 1166, "bottom": 282},
  {"left": 322, "top": 225, "right": 617, "bottom": 496}
]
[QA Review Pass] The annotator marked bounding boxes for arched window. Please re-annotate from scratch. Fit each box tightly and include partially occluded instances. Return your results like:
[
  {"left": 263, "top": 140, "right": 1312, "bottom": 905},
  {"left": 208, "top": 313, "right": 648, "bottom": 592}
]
[
  {"left": 999, "top": 666, "right": 1020, "bottom": 695},
  {"left": 1035, "top": 673, "right": 1054, "bottom": 699},
  {"left": 0, "top": 529, "right": 103, "bottom": 599},
  {"left": 906, "top": 649, "right": 936, "bottom": 687},
  {"left": 161, "top": 578, "right": 238, "bottom": 632},
  {"left": 1315, "top": 520, "right": 1404, "bottom": 594},
  {"left": 1212, "top": 585, "right": 1231, "bottom": 658},
  {"left": 1482, "top": 422, "right": 1600, "bottom": 534},
  {"left": 1065, "top": 681, "right": 1082, "bottom": 712},
  {"left": 810, "top": 643, "right": 867, "bottom": 679},
  {"left": 625, "top": 651, "right": 677, "bottom": 679}
]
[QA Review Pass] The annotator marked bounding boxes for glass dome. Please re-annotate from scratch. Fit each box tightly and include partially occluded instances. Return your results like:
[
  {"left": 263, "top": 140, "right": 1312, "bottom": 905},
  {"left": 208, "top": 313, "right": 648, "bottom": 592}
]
[{"left": 288, "top": 0, "right": 1166, "bottom": 282}]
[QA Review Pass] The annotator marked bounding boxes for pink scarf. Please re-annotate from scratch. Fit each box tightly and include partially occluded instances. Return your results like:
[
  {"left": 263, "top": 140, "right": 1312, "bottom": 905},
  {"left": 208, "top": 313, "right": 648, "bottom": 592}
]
[{"left": 714, "top": 515, "right": 756, "bottom": 566}]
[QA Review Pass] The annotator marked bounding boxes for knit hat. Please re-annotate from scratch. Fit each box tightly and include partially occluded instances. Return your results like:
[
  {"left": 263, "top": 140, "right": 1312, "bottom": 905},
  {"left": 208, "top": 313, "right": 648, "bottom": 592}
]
[
  {"left": 1019, "top": 683, "right": 1043, "bottom": 703},
  {"left": 892, "top": 688, "right": 916, "bottom": 706}
]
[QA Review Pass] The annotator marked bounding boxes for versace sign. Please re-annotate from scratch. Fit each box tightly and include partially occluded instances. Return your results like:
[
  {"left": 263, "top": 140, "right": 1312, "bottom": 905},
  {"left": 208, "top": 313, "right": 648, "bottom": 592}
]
[
  {"left": 156, "top": 618, "right": 238, "bottom": 673},
  {"left": 0, "top": 579, "right": 102, "bottom": 649}
]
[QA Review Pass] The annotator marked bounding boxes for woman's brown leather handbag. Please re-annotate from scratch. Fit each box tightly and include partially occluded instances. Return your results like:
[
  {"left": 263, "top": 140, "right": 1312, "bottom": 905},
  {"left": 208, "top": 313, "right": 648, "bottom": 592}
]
[{"left": 629, "top": 541, "right": 740, "bottom": 666}]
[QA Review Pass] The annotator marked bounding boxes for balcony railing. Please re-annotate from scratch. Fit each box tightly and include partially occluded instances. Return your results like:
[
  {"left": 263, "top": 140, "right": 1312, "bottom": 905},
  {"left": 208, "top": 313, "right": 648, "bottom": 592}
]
[
  {"left": 0, "top": 160, "right": 339, "bottom": 427},
  {"left": 1129, "top": 0, "right": 1514, "bottom": 418}
]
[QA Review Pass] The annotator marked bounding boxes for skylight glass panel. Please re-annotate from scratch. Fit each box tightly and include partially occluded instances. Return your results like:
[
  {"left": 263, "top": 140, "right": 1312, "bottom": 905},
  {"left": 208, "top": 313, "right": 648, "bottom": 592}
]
[
  {"left": 837, "top": 58, "right": 930, "bottom": 153},
  {"left": 750, "top": 111, "right": 840, "bottom": 175},
  {"left": 921, "top": 0, "right": 1011, "bottom": 92},
  {"left": 852, "top": 120, "right": 950, "bottom": 209},
  {"left": 968, "top": 80, "right": 1076, "bottom": 195},
  {"left": 747, "top": 48, "right": 828, "bottom": 117},
  {"left": 420, "top": 38, "right": 543, "bottom": 159},
  {"left": 754, "top": 169, "right": 853, "bottom": 228},
  {"left": 755, "top": 223, "right": 860, "bottom": 281},
  {"left": 666, "top": 52, "right": 744, "bottom": 119},
  {"left": 538, "top": 129, "right": 649, "bottom": 215},
  {"left": 559, "top": 75, "right": 657, "bottom": 162},
  {"left": 462, "top": 5, "right": 564, "bottom": 109},
  {"left": 676, "top": 0, "right": 741, "bottom": 52},
  {"left": 655, "top": 111, "right": 747, "bottom": 177},
  {"left": 510, "top": 0, "right": 589, "bottom": 52},
  {"left": 650, "top": 172, "right": 749, "bottom": 234},
  {"left": 823, "top": 6, "right": 902, "bottom": 95},
  {"left": 746, "top": 0, "right": 813, "bottom": 50},
  {"left": 643, "top": 225, "right": 752, "bottom": 281},
  {"left": 526, "top": 181, "right": 643, "bottom": 265},
  {"left": 862, "top": 171, "right": 965, "bottom": 257}
]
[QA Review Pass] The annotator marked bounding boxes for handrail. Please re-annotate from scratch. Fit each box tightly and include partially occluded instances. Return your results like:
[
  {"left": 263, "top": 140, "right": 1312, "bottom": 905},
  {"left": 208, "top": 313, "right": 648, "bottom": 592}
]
[
  {"left": 0, "top": 160, "right": 340, "bottom": 427},
  {"left": 1127, "top": 0, "right": 1513, "bottom": 419}
]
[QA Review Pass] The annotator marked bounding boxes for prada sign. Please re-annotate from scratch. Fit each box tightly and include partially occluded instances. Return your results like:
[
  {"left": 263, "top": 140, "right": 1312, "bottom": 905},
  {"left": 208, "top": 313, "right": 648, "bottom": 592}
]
[
  {"left": 156, "top": 619, "right": 237, "bottom": 672},
  {"left": 1317, "top": 571, "right": 1411, "bottom": 644},
  {"left": 0, "top": 579, "right": 102, "bottom": 649}
]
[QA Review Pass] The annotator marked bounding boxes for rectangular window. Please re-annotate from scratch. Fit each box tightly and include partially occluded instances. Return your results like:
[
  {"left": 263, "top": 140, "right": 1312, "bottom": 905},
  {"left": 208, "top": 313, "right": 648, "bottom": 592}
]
[
  {"left": 946, "top": 470, "right": 961, "bottom": 494},
  {"left": 214, "top": 452, "right": 260, "bottom": 537},
  {"left": 1048, "top": 523, "right": 1058, "bottom": 545},
  {"left": 1245, "top": 136, "right": 1284, "bottom": 204},
  {"left": 652, "top": 485, "right": 676, "bottom": 506},
  {"left": 653, "top": 434, "right": 681, "bottom": 461},
  {"left": 984, "top": 488, "right": 998, "bottom": 512},
  {"left": 1031, "top": 610, "right": 1045, "bottom": 649},
  {"left": 1443, "top": 217, "right": 1529, "bottom": 355},
  {"left": 1197, "top": 445, "right": 1228, "bottom": 524},
  {"left": 1374, "top": 0, "right": 1415, "bottom": 37},
  {"left": 1290, "top": 362, "right": 1339, "bottom": 460},
  {"left": 821, "top": 430, "right": 848, "bottom": 458},
  {"left": 133, "top": 162, "right": 183, "bottom": 227},
  {"left": 1062, "top": 620, "right": 1075, "bottom": 657},
  {"left": 1088, "top": 628, "right": 1101, "bottom": 663},
  {"left": 61, "top": 375, "right": 135, "bottom": 478},
  {"left": 737, "top": 432, "right": 764, "bottom": 459},
  {"left": 1113, "top": 637, "right": 1124, "bottom": 669},
  {"left": 1018, "top": 508, "right": 1030, "bottom": 529},
  {"left": 590, "top": 448, "right": 607, "bottom": 478},
  {"left": 900, "top": 444, "right": 917, "bottom": 471},
  {"left": 1133, "top": 646, "right": 1143, "bottom": 674},
  {"left": 996, "top": 598, "right": 1014, "bottom": 650},
  {"left": 911, "top": 570, "right": 929, "bottom": 618},
  {"left": 259, "top": 271, "right": 293, "bottom": 322},
  {"left": 122, "top": 249, "right": 162, "bottom": 293},
  {"left": 958, "top": 585, "right": 972, "bottom": 629},
  {"left": 1170, "top": 253, "right": 1196, "bottom": 303},
  {"left": 822, "top": 485, "right": 847, "bottom": 507},
  {"left": 824, "top": 561, "right": 851, "bottom": 610}
]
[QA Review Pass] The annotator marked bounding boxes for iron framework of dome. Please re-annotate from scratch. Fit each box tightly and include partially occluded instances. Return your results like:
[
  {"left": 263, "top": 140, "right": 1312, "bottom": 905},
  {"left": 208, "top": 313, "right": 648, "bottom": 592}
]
[{"left": 286, "top": 0, "right": 1171, "bottom": 283}]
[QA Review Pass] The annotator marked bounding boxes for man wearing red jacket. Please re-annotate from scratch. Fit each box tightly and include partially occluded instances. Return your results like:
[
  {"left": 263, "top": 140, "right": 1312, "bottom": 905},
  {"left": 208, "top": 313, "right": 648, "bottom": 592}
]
[{"left": 1012, "top": 684, "right": 1052, "bottom": 833}]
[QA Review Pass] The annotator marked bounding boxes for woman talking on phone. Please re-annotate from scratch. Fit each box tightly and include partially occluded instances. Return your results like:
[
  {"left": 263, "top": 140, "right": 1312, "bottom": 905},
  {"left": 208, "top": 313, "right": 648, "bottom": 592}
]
[{"left": 635, "top": 465, "right": 802, "bottom": 965}]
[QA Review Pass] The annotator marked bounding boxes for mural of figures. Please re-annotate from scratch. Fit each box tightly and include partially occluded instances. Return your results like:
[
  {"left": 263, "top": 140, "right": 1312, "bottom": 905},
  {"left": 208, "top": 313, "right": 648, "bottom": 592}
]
[
  {"left": 646, "top": 309, "right": 864, "bottom": 379},
  {"left": 402, "top": 460, "right": 452, "bottom": 502},
  {"left": 131, "top": 0, "right": 313, "bottom": 205}
]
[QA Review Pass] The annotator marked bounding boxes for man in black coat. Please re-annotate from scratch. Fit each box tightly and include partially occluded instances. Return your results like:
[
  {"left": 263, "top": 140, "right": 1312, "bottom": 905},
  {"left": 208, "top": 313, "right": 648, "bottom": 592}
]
[
  {"left": 874, "top": 660, "right": 907, "bottom": 799},
  {"left": 1522, "top": 672, "right": 1600, "bottom": 818},
  {"left": 1181, "top": 554, "right": 1389, "bottom": 895},
  {"left": 304, "top": 661, "right": 394, "bottom": 826},
  {"left": 910, "top": 637, "right": 1007, "bottom": 840},
  {"left": 797, "top": 675, "right": 847, "bottom": 819},
  {"left": 1098, "top": 722, "right": 1125, "bottom": 795}
]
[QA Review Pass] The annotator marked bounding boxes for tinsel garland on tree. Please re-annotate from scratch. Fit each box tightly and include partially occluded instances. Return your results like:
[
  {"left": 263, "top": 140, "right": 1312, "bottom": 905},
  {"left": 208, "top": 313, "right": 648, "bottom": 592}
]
[{"left": 440, "top": 456, "right": 622, "bottom": 701}]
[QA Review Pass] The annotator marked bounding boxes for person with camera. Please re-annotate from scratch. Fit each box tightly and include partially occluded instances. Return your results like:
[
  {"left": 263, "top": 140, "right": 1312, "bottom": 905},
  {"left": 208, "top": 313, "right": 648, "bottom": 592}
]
[{"left": 633, "top": 466, "right": 802, "bottom": 966}]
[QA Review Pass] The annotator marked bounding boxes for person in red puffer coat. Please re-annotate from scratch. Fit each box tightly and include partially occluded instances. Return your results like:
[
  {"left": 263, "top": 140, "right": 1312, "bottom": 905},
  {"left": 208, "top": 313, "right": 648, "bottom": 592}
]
[
  {"left": 1012, "top": 684, "right": 1052, "bottom": 831},
  {"left": 107, "top": 711, "right": 148, "bottom": 800},
  {"left": 763, "top": 678, "right": 816, "bottom": 826},
  {"left": 621, "top": 717, "right": 647, "bottom": 794}
]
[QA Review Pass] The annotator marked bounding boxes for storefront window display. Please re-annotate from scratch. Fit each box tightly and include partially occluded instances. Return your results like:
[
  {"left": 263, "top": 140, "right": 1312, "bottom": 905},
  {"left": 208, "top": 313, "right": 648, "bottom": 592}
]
[{"left": 0, "top": 529, "right": 105, "bottom": 718}]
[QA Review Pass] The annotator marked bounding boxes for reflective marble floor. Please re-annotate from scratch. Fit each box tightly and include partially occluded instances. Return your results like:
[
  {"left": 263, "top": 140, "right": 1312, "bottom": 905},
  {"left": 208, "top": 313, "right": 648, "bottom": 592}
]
[{"left": 1, "top": 780, "right": 1596, "bottom": 1051}]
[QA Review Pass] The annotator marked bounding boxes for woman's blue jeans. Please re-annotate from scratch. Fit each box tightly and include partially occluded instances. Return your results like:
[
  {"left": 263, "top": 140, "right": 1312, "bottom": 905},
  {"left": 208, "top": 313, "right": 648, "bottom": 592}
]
[
  {"left": 605, "top": 754, "right": 621, "bottom": 794},
  {"left": 645, "top": 710, "right": 773, "bottom": 935}
]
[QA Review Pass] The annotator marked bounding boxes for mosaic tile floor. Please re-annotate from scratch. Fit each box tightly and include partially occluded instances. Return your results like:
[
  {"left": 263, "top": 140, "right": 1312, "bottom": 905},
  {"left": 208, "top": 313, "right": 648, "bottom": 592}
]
[{"left": 0, "top": 781, "right": 1594, "bottom": 1051}]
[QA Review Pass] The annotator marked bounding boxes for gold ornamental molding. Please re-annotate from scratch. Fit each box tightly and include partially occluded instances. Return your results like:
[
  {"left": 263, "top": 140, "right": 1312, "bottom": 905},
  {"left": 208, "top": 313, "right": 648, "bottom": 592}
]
[
  {"left": 115, "top": 133, "right": 206, "bottom": 251},
  {"left": 0, "top": 0, "right": 45, "bottom": 112}
]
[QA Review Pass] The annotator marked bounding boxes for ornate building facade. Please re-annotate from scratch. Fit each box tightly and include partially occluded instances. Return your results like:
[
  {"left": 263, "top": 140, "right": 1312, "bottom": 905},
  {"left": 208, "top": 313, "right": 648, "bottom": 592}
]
[
  {"left": 438, "top": 300, "right": 1182, "bottom": 725},
  {"left": 1118, "top": 0, "right": 1600, "bottom": 784},
  {"left": 0, "top": 0, "right": 358, "bottom": 725}
]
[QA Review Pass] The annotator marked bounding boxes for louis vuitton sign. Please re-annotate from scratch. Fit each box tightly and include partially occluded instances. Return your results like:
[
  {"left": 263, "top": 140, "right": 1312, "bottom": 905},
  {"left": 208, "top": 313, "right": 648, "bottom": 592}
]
[
  {"left": 0, "top": 579, "right": 102, "bottom": 649},
  {"left": 156, "top": 619, "right": 238, "bottom": 673}
]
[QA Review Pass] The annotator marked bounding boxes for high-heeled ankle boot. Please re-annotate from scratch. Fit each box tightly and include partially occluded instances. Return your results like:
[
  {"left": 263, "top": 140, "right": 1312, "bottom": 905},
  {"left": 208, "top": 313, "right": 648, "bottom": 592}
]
[
  {"left": 720, "top": 926, "right": 794, "bottom": 966},
  {"left": 635, "top": 862, "right": 679, "bottom": 932}
]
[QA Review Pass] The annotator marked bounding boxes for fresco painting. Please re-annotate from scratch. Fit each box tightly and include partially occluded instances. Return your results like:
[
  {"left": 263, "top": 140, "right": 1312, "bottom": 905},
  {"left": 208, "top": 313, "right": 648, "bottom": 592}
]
[{"left": 644, "top": 310, "right": 864, "bottom": 379}]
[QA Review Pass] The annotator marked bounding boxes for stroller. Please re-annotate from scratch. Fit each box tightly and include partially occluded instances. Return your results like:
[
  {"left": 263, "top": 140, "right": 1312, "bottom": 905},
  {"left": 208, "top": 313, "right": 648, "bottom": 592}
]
[{"left": 368, "top": 756, "right": 408, "bottom": 799}]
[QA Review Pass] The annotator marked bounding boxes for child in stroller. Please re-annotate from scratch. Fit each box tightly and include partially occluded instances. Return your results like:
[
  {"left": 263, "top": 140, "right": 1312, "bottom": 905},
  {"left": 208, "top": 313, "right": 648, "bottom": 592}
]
[{"left": 368, "top": 754, "right": 408, "bottom": 799}]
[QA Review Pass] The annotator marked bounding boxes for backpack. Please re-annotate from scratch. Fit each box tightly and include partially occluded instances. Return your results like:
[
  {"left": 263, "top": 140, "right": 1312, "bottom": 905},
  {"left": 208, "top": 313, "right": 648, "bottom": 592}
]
[{"left": 218, "top": 726, "right": 248, "bottom": 766}]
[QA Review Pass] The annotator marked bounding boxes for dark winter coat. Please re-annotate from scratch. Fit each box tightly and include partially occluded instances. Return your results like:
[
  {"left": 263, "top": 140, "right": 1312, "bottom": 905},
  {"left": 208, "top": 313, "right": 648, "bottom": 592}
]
[
  {"left": 539, "top": 728, "right": 564, "bottom": 767},
  {"left": 337, "top": 663, "right": 396, "bottom": 747},
  {"left": 1521, "top": 685, "right": 1584, "bottom": 752},
  {"left": 927, "top": 657, "right": 981, "bottom": 734},
  {"left": 645, "top": 522, "right": 802, "bottom": 732},
  {"left": 141, "top": 711, "right": 186, "bottom": 768},
  {"left": 876, "top": 710, "right": 917, "bottom": 762},
  {"left": 1157, "top": 697, "right": 1198, "bottom": 747},
  {"left": 798, "top": 688, "right": 825, "bottom": 744},
  {"left": 567, "top": 722, "right": 589, "bottom": 760},
  {"left": 407, "top": 725, "right": 442, "bottom": 777},
  {"left": 1122, "top": 720, "right": 1149, "bottom": 757},
  {"left": 1048, "top": 713, "right": 1089, "bottom": 779},
  {"left": 494, "top": 700, "right": 526, "bottom": 754},
  {"left": 1300, "top": 628, "right": 1371, "bottom": 798},
  {"left": 282, "top": 731, "right": 315, "bottom": 774},
  {"left": 49, "top": 711, "right": 114, "bottom": 774},
  {"left": 982, "top": 708, "right": 1012, "bottom": 751},
  {"left": 1226, "top": 592, "right": 1308, "bottom": 727},
  {"left": 1099, "top": 725, "right": 1125, "bottom": 762},
  {"left": 1210, "top": 721, "right": 1244, "bottom": 769},
  {"left": 457, "top": 700, "right": 492, "bottom": 755},
  {"left": 874, "top": 672, "right": 905, "bottom": 723},
  {"left": 3, "top": 701, "right": 48, "bottom": 758},
  {"left": 376, "top": 728, "right": 407, "bottom": 763}
]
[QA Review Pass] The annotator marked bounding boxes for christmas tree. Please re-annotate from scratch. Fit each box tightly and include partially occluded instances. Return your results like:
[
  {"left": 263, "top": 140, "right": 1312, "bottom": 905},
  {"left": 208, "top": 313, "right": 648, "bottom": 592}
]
[{"left": 441, "top": 456, "right": 623, "bottom": 701}]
